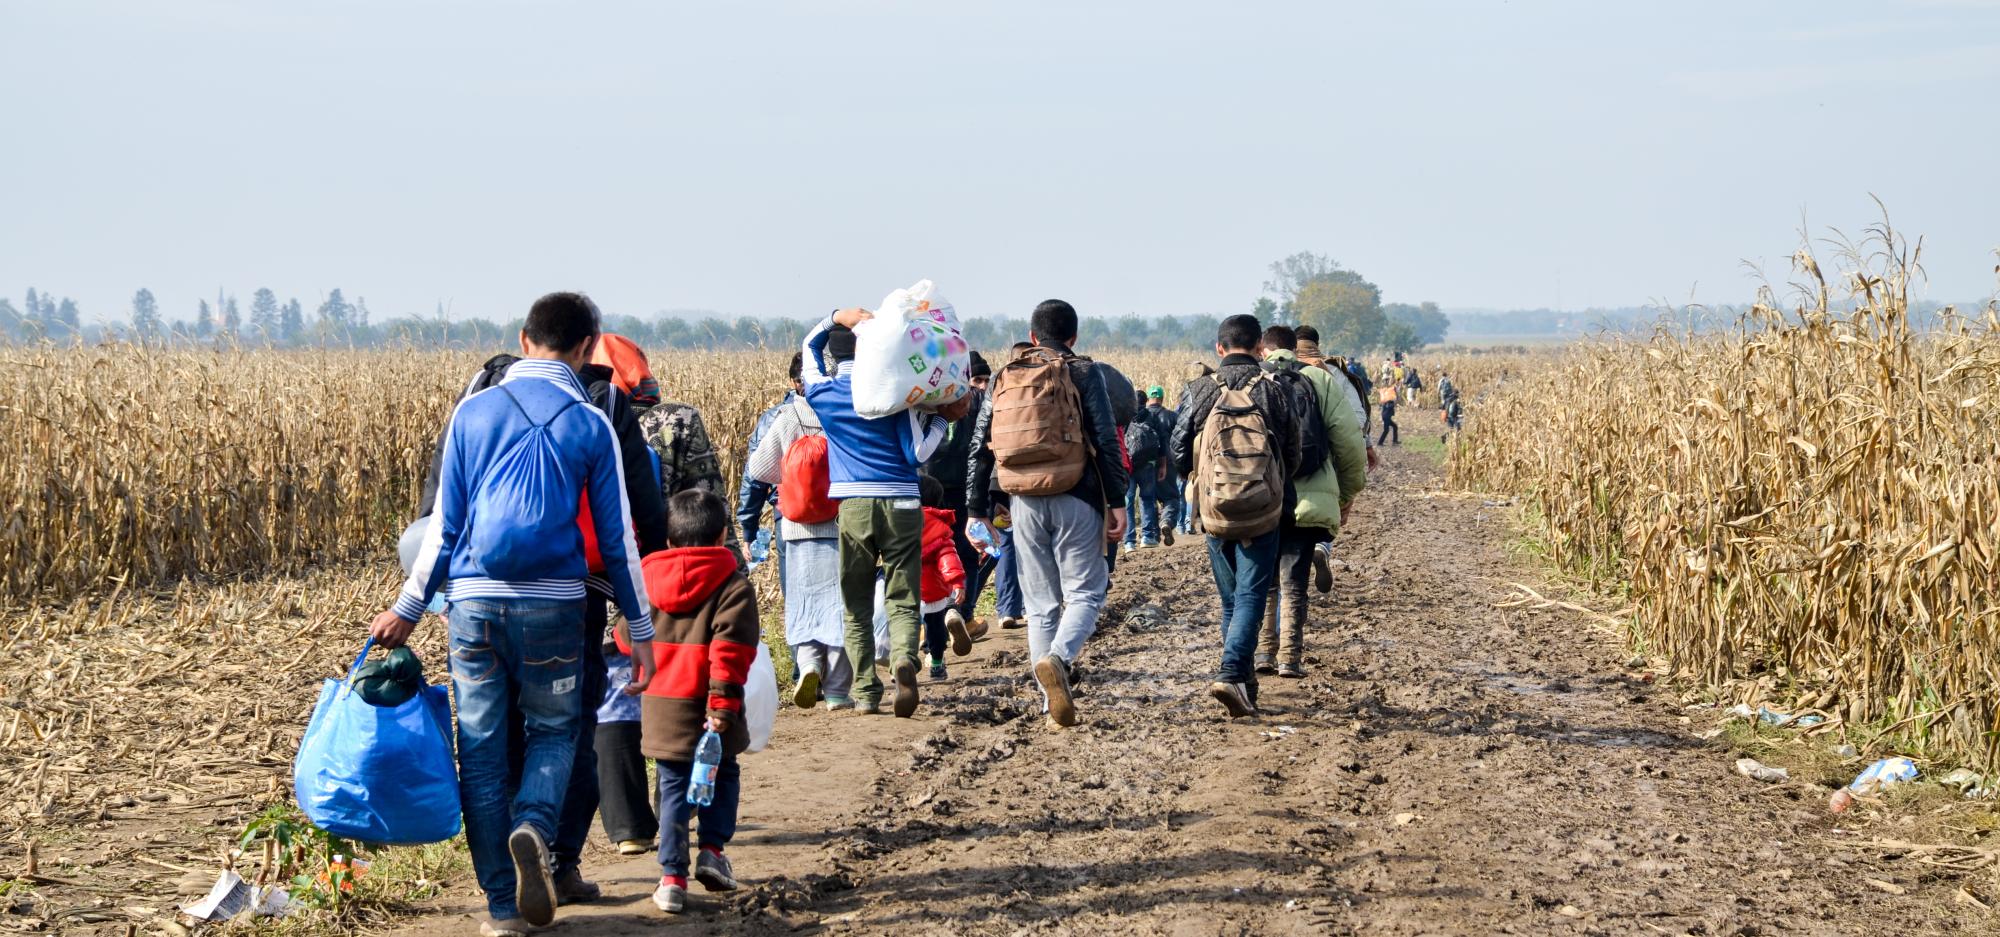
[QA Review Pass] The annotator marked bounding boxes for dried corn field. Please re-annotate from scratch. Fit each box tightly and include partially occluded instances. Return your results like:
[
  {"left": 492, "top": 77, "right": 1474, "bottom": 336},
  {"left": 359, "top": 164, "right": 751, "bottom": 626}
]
[{"left": 1447, "top": 242, "right": 2000, "bottom": 771}]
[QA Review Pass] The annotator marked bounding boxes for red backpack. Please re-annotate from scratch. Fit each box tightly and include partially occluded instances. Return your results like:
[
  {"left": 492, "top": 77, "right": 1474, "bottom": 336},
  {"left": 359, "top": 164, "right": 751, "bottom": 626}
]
[{"left": 779, "top": 432, "right": 839, "bottom": 524}]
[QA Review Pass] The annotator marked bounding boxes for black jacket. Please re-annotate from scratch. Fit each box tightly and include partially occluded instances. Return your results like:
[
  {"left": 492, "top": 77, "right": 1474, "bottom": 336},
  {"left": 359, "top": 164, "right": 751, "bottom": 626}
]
[
  {"left": 418, "top": 354, "right": 670, "bottom": 557},
  {"left": 924, "top": 387, "right": 986, "bottom": 503},
  {"left": 1171, "top": 352, "right": 1304, "bottom": 513},
  {"left": 965, "top": 343, "right": 1128, "bottom": 518}
]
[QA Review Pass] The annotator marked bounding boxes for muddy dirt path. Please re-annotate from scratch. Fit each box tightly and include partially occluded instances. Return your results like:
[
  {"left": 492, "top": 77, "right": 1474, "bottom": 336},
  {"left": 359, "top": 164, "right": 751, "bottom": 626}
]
[{"left": 394, "top": 448, "right": 1977, "bottom": 937}]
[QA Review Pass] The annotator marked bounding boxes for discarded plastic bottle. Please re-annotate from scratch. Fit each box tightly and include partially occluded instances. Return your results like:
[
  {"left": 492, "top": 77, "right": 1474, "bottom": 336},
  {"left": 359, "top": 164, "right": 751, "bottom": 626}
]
[{"left": 687, "top": 729, "right": 723, "bottom": 807}]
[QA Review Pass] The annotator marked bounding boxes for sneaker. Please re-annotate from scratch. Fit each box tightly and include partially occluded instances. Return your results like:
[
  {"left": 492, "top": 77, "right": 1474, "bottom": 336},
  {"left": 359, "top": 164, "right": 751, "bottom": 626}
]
[
  {"left": 616, "top": 839, "right": 652, "bottom": 856},
  {"left": 929, "top": 659, "right": 948, "bottom": 681},
  {"left": 1209, "top": 681, "right": 1258, "bottom": 718},
  {"left": 1161, "top": 526, "right": 1175, "bottom": 546},
  {"left": 1121, "top": 542, "right": 1137, "bottom": 554},
  {"left": 1277, "top": 662, "right": 1306, "bottom": 679},
  {"left": 854, "top": 699, "right": 882, "bottom": 715},
  {"left": 694, "top": 848, "right": 738, "bottom": 892},
  {"left": 651, "top": 877, "right": 686, "bottom": 914},
  {"left": 966, "top": 617, "right": 990, "bottom": 641},
  {"left": 553, "top": 867, "right": 600, "bottom": 904},
  {"left": 945, "top": 608, "right": 972, "bottom": 656},
  {"left": 892, "top": 660, "right": 920, "bottom": 718},
  {"left": 507, "top": 826, "right": 557, "bottom": 926},
  {"left": 1312, "top": 542, "right": 1333, "bottom": 594},
  {"left": 480, "top": 918, "right": 530, "bottom": 937},
  {"left": 791, "top": 670, "right": 821, "bottom": 709},
  {"left": 1035, "top": 655, "right": 1077, "bottom": 727},
  {"left": 1254, "top": 656, "right": 1277, "bottom": 676},
  {"left": 825, "top": 697, "right": 854, "bottom": 711},
  {"left": 1000, "top": 616, "right": 1027, "bottom": 630}
]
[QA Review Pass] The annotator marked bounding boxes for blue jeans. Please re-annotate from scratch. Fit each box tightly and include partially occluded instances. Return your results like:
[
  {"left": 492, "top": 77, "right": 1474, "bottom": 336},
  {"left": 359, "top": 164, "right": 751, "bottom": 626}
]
[
  {"left": 1123, "top": 466, "right": 1161, "bottom": 545},
  {"left": 991, "top": 526, "right": 1023, "bottom": 619},
  {"left": 656, "top": 755, "right": 741, "bottom": 878},
  {"left": 1205, "top": 531, "right": 1280, "bottom": 688},
  {"left": 534, "top": 597, "right": 608, "bottom": 878},
  {"left": 447, "top": 597, "right": 585, "bottom": 920}
]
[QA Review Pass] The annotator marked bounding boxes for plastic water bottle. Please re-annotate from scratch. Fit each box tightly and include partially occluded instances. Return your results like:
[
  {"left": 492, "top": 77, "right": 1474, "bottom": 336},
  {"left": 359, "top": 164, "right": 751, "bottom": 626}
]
[
  {"left": 687, "top": 730, "right": 722, "bottom": 807},
  {"left": 967, "top": 518, "right": 1004, "bottom": 558},
  {"left": 748, "top": 529, "right": 771, "bottom": 567}
]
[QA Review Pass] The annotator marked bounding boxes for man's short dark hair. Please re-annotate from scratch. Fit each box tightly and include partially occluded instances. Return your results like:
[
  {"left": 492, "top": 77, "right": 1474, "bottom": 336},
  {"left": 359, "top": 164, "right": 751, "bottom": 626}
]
[
  {"left": 827, "top": 324, "right": 857, "bottom": 362},
  {"left": 525, "top": 292, "right": 601, "bottom": 353},
  {"left": 667, "top": 489, "right": 728, "bottom": 548},
  {"left": 788, "top": 351, "right": 804, "bottom": 383},
  {"left": 1295, "top": 324, "right": 1320, "bottom": 342},
  {"left": 1031, "top": 300, "right": 1079, "bottom": 345},
  {"left": 1010, "top": 341, "right": 1033, "bottom": 356},
  {"left": 1261, "top": 325, "right": 1298, "bottom": 351},
  {"left": 1217, "top": 314, "right": 1261, "bottom": 352},
  {"left": 919, "top": 473, "right": 944, "bottom": 509}
]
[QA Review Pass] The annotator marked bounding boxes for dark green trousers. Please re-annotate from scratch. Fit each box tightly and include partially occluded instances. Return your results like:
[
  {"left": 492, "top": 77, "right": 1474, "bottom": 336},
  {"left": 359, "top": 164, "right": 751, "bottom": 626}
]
[{"left": 837, "top": 497, "right": 923, "bottom": 704}]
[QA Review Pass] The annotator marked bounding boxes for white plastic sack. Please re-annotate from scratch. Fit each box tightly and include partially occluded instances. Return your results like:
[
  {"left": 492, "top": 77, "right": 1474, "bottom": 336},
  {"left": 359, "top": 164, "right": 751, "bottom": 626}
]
[
  {"left": 744, "top": 642, "right": 777, "bottom": 753},
  {"left": 872, "top": 578, "right": 890, "bottom": 653},
  {"left": 850, "top": 279, "right": 971, "bottom": 418}
]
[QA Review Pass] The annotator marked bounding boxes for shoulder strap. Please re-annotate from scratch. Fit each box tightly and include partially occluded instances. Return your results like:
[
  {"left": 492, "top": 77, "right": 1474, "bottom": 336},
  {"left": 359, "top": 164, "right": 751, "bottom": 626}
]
[{"left": 497, "top": 384, "right": 583, "bottom": 430}]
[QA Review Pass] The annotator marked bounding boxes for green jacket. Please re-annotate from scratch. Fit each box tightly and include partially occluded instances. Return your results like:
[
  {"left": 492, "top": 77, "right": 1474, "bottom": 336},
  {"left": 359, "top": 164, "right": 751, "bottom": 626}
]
[{"left": 1265, "top": 349, "right": 1367, "bottom": 534}]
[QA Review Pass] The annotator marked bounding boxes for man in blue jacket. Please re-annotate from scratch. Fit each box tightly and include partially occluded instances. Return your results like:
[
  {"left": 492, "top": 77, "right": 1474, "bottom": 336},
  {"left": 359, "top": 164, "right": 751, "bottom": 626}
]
[
  {"left": 801, "top": 308, "right": 966, "bottom": 718},
  {"left": 371, "top": 292, "right": 654, "bottom": 935}
]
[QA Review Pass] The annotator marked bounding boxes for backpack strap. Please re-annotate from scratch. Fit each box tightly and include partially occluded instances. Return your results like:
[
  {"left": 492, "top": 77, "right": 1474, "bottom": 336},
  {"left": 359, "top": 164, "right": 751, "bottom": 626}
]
[{"left": 497, "top": 384, "right": 584, "bottom": 430}]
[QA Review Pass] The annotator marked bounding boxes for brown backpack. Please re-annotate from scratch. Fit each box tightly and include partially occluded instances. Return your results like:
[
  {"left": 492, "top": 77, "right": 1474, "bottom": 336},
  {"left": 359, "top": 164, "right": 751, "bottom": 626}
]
[
  {"left": 1195, "top": 373, "right": 1283, "bottom": 540},
  {"left": 989, "top": 346, "right": 1089, "bottom": 496}
]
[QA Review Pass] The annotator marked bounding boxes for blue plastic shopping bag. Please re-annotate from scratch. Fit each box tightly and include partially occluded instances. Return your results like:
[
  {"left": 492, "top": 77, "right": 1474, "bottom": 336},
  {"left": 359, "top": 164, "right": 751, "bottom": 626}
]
[{"left": 293, "top": 639, "right": 461, "bottom": 845}]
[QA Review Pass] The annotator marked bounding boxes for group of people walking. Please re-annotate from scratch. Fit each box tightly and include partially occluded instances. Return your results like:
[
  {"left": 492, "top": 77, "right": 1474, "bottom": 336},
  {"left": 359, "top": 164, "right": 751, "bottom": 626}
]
[{"left": 364, "top": 294, "right": 1387, "bottom": 935}]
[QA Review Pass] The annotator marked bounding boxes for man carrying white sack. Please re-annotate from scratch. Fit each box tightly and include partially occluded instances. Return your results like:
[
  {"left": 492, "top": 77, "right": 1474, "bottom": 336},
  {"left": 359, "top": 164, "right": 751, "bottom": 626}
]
[{"left": 802, "top": 295, "right": 973, "bottom": 718}]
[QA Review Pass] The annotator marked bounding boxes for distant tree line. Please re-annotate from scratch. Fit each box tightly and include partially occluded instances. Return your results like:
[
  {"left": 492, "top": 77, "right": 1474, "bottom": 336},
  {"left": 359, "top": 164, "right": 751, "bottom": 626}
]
[{"left": 2, "top": 260, "right": 1459, "bottom": 355}]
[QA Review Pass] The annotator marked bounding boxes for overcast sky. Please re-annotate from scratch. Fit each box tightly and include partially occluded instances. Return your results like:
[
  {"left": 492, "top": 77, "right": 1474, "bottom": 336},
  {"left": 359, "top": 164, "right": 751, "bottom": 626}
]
[{"left": 4, "top": 0, "right": 1996, "bottom": 325}]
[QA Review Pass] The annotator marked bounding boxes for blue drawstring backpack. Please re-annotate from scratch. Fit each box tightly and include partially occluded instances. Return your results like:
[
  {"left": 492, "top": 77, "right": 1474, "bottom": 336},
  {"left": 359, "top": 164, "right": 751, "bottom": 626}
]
[{"left": 294, "top": 639, "right": 461, "bottom": 845}]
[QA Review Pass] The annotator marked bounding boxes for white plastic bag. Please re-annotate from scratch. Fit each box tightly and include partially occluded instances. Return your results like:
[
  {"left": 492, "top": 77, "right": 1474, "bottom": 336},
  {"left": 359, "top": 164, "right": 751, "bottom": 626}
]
[
  {"left": 744, "top": 642, "right": 777, "bottom": 753},
  {"left": 850, "top": 279, "right": 971, "bottom": 418},
  {"left": 872, "top": 578, "right": 890, "bottom": 654}
]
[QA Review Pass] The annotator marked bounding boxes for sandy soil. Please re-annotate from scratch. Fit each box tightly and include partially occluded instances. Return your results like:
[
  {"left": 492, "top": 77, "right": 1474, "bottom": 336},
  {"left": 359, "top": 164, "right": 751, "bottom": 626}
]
[{"left": 377, "top": 448, "right": 1983, "bottom": 937}]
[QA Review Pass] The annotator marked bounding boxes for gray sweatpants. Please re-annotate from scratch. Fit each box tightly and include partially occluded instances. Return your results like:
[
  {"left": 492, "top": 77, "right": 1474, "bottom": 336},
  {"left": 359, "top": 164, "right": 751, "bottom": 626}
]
[
  {"left": 1011, "top": 493, "right": 1110, "bottom": 668},
  {"left": 793, "top": 641, "right": 854, "bottom": 704}
]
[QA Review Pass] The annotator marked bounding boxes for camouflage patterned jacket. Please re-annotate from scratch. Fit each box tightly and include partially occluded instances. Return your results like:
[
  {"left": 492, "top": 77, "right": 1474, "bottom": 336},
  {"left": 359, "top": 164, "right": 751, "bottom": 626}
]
[{"left": 639, "top": 400, "right": 746, "bottom": 565}]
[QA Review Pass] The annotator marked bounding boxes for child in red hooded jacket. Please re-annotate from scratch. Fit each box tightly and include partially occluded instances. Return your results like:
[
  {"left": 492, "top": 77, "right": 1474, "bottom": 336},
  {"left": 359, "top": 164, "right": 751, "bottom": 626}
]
[
  {"left": 634, "top": 489, "right": 760, "bottom": 915},
  {"left": 918, "top": 475, "right": 970, "bottom": 680}
]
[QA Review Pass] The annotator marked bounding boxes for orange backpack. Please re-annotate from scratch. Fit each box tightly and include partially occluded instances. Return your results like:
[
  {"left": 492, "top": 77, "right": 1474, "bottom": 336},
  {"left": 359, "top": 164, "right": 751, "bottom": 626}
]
[
  {"left": 989, "top": 346, "right": 1090, "bottom": 496},
  {"left": 779, "top": 431, "right": 838, "bottom": 524}
]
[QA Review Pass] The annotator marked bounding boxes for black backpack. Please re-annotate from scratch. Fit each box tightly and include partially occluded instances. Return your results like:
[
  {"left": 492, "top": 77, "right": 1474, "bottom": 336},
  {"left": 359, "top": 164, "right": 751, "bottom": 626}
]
[
  {"left": 1125, "top": 418, "right": 1161, "bottom": 465},
  {"left": 1267, "top": 364, "right": 1329, "bottom": 476}
]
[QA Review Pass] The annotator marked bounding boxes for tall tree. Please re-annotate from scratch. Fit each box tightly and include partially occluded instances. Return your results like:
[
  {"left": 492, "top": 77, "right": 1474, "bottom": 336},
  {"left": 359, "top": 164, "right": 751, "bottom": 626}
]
[
  {"left": 249, "top": 289, "right": 280, "bottom": 340},
  {"left": 316, "top": 288, "right": 353, "bottom": 333},
  {"left": 222, "top": 296, "right": 241, "bottom": 338},
  {"left": 1293, "top": 278, "right": 1384, "bottom": 354},
  {"left": 131, "top": 288, "right": 162, "bottom": 341},
  {"left": 196, "top": 300, "right": 215, "bottom": 338},
  {"left": 1251, "top": 296, "right": 1278, "bottom": 323},
  {"left": 54, "top": 299, "right": 79, "bottom": 335},
  {"left": 281, "top": 298, "right": 304, "bottom": 342}
]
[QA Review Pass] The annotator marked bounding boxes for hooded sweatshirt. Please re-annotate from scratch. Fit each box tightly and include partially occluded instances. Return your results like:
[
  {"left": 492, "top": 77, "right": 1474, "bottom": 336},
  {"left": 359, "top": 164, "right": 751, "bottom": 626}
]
[
  {"left": 636, "top": 545, "right": 760, "bottom": 761},
  {"left": 920, "top": 506, "right": 966, "bottom": 604},
  {"left": 1263, "top": 349, "right": 1368, "bottom": 535}
]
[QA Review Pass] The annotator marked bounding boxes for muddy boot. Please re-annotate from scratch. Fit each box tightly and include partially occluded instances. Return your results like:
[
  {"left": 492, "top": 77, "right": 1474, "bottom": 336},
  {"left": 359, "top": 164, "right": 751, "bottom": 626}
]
[
  {"left": 1036, "top": 655, "right": 1077, "bottom": 727},
  {"left": 1209, "top": 681, "right": 1257, "bottom": 718},
  {"left": 966, "top": 616, "right": 991, "bottom": 641},
  {"left": 1254, "top": 655, "right": 1277, "bottom": 676},
  {"left": 1277, "top": 661, "right": 1306, "bottom": 679},
  {"left": 945, "top": 608, "right": 973, "bottom": 656},
  {"left": 892, "top": 659, "right": 920, "bottom": 718}
]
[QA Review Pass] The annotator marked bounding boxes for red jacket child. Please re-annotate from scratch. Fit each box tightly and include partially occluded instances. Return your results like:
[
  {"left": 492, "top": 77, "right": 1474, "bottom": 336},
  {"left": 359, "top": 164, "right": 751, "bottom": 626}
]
[
  {"left": 920, "top": 506, "right": 966, "bottom": 606},
  {"left": 628, "top": 544, "right": 760, "bottom": 761}
]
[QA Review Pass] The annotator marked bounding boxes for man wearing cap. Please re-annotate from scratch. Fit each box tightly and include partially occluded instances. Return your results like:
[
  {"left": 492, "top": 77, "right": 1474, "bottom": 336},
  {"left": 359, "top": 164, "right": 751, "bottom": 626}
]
[{"left": 1141, "top": 385, "right": 1180, "bottom": 544}]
